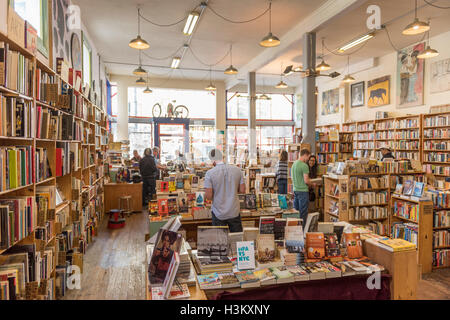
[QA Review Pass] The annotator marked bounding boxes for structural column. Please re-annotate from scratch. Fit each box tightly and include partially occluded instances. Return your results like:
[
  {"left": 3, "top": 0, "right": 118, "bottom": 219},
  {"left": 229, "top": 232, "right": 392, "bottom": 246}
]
[
  {"left": 248, "top": 72, "right": 257, "bottom": 162},
  {"left": 302, "top": 32, "right": 317, "bottom": 154},
  {"left": 116, "top": 80, "right": 129, "bottom": 142}
]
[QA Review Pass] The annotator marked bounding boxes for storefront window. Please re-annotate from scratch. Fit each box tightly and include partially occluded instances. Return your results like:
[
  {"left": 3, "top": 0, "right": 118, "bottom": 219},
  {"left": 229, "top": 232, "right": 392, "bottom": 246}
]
[
  {"left": 128, "top": 123, "right": 153, "bottom": 156},
  {"left": 189, "top": 125, "right": 216, "bottom": 163}
]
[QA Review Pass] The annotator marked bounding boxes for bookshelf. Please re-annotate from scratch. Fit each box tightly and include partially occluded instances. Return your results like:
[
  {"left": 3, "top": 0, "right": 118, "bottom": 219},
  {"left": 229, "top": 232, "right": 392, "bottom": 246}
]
[
  {"left": 390, "top": 195, "right": 433, "bottom": 274},
  {"left": 315, "top": 124, "right": 339, "bottom": 170},
  {"left": 245, "top": 167, "right": 261, "bottom": 194},
  {"left": 0, "top": 32, "right": 108, "bottom": 300},
  {"left": 353, "top": 120, "right": 375, "bottom": 159},
  {"left": 323, "top": 175, "right": 349, "bottom": 223},
  {"left": 340, "top": 122, "right": 355, "bottom": 161}
]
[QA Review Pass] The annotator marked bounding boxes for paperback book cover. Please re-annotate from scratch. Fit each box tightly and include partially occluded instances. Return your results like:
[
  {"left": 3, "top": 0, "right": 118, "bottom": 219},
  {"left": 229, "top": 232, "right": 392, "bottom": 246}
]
[
  {"left": 412, "top": 182, "right": 424, "bottom": 198},
  {"left": 238, "top": 194, "right": 246, "bottom": 209},
  {"left": 324, "top": 233, "right": 341, "bottom": 257},
  {"left": 256, "top": 234, "right": 275, "bottom": 263},
  {"left": 195, "top": 192, "right": 205, "bottom": 207},
  {"left": 236, "top": 241, "right": 255, "bottom": 270},
  {"left": 278, "top": 195, "right": 288, "bottom": 209},
  {"left": 259, "top": 216, "right": 275, "bottom": 234},
  {"left": 234, "top": 270, "right": 260, "bottom": 288},
  {"left": 157, "top": 199, "right": 169, "bottom": 216},
  {"left": 245, "top": 194, "right": 257, "bottom": 210},
  {"left": 305, "top": 232, "right": 325, "bottom": 259},
  {"left": 344, "top": 233, "right": 363, "bottom": 259},
  {"left": 160, "top": 181, "right": 169, "bottom": 193},
  {"left": 197, "top": 226, "right": 229, "bottom": 256},
  {"left": 402, "top": 180, "right": 414, "bottom": 196},
  {"left": 167, "top": 198, "right": 178, "bottom": 215},
  {"left": 177, "top": 195, "right": 188, "bottom": 213},
  {"left": 218, "top": 272, "right": 240, "bottom": 288}
]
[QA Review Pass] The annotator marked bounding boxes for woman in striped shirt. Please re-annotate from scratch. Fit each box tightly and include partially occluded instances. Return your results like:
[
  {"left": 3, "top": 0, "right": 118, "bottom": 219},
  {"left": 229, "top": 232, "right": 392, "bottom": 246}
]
[{"left": 275, "top": 150, "right": 289, "bottom": 194}]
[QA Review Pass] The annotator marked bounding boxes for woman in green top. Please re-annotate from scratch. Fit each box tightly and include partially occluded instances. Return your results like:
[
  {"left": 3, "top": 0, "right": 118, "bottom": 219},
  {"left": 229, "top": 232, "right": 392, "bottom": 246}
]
[{"left": 291, "top": 149, "right": 316, "bottom": 228}]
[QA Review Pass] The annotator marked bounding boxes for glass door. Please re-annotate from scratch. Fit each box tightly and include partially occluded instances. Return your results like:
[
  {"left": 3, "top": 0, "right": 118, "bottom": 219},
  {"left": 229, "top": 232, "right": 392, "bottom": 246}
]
[{"left": 158, "top": 123, "right": 186, "bottom": 163}]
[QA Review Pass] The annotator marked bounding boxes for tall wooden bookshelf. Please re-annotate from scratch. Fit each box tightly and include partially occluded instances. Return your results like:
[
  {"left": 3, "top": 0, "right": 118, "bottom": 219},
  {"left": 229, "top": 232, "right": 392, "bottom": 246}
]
[
  {"left": 353, "top": 120, "right": 375, "bottom": 159},
  {"left": 315, "top": 124, "right": 339, "bottom": 170},
  {"left": 0, "top": 31, "right": 108, "bottom": 300},
  {"left": 340, "top": 122, "right": 355, "bottom": 161},
  {"left": 390, "top": 195, "right": 433, "bottom": 274}
]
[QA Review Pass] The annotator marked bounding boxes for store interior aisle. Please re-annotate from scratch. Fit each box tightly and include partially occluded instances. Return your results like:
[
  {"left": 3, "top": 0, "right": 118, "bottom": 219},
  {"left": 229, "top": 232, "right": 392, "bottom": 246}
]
[{"left": 64, "top": 212, "right": 148, "bottom": 300}]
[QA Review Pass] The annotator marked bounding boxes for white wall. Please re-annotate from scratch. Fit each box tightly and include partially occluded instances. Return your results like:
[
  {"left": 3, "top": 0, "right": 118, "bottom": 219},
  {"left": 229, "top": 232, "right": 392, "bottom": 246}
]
[{"left": 315, "top": 30, "right": 450, "bottom": 125}]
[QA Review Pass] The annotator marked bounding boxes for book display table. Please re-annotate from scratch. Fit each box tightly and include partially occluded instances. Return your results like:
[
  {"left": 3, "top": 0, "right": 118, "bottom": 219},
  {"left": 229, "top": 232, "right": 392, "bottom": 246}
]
[{"left": 104, "top": 182, "right": 143, "bottom": 213}]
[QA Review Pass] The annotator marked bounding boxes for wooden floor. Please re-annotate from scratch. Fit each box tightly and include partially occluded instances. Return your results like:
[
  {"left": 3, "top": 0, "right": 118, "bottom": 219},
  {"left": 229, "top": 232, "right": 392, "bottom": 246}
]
[
  {"left": 65, "top": 210, "right": 450, "bottom": 300},
  {"left": 64, "top": 211, "right": 148, "bottom": 300}
]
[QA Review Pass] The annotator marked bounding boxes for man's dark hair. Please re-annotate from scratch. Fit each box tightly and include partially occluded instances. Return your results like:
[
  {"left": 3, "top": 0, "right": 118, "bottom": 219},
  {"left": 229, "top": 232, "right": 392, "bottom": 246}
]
[{"left": 300, "top": 149, "right": 310, "bottom": 156}]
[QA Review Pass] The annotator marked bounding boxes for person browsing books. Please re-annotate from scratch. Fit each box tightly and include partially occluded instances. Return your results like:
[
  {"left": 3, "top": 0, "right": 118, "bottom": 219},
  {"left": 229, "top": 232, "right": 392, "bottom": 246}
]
[
  {"left": 378, "top": 145, "right": 395, "bottom": 161},
  {"left": 152, "top": 146, "right": 166, "bottom": 180},
  {"left": 275, "top": 150, "right": 289, "bottom": 194},
  {"left": 291, "top": 149, "right": 316, "bottom": 228},
  {"left": 204, "top": 148, "right": 245, "bottom": 232},
  {"left": 131, "top": 150, "right": 142, "bottom": 162},
  {"left": 139, "top": 148, "right": 157, "bottom": 207}
]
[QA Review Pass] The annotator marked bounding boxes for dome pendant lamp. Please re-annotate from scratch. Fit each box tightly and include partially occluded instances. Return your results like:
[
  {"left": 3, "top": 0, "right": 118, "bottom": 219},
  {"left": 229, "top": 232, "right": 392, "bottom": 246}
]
[
  {"left": 129, "top": 8, "right": 150, "bottom": 50},
  {"left": 225, "top": 44, "right": 238, "bottom": 75},
  {"left": 260, "top": 2, "right": 280, "bottom": 47},
  {"left": 402, "top": 0, "right": 430, "bottom": 35}
]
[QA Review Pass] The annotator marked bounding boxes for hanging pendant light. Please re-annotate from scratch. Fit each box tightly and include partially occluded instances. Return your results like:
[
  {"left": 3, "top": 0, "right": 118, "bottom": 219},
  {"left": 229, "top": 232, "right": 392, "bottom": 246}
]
[
  {"left": 205, "top": 68, "right": 216, "bottom": 91},
  {"left": 342, "top": 56, "right": 355, "bottom": 83},
  {"left": 259, "top": 93, "right": 271, "bottom": 100},
  {"left": 316, "top": 39, "right": 331, "bottom": 72},
  {"left": 136, "top": 77, "right": 146, "bottom": 85},
  {"left": 133, "top": 50, "right": 147, "bottom": 75},
  {"left": 143, "top": 75, "right": 152, "bottom": 93},
  {"left": 275, "top": 63, "right": 288, "bottom": 88},
  {"left": 418, "top": 27, "right": 439, "bottom": 59},
  {"left": 402, "top": 0, "right": 430, "bottom": 35},
  {"left": 129, "top": 8, "right": 150, "bottom": 50},
  {"left": 260, "top": 2, "right": 280, "bottom": 47},
  {"left": 224, "top": 44, "right": 238, "bottom": 75}
]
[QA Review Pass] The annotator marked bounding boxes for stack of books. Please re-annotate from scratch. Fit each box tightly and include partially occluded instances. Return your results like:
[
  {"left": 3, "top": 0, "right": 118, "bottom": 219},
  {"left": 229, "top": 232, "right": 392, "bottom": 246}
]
[{"left": 192, "top": 251, "right": 233, "bottom": 274}]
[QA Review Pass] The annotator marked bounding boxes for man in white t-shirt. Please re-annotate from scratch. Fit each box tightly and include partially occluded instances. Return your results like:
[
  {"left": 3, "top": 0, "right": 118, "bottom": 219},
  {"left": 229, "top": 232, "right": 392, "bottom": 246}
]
[{"left": 204, "top": 148, "right": 245, "bottom": 232}]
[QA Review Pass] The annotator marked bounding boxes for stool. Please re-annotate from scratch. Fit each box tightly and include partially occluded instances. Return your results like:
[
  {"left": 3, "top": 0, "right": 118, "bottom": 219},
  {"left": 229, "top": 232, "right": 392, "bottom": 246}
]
[
  {"left": 108, "top": 209, "right": 126, "bottom": 229},
  {"left": 119, "top": 196, "right": 132, "bottom": 216}
]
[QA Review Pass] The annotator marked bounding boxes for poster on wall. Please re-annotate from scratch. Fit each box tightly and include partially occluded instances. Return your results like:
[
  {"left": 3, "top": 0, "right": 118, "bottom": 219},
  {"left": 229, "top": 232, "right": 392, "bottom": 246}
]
[
  {"left": 367, "top": 75, "right": 390, "bottom": 107},
  {"left": 430, "top": 58, "right": 450, "bottom": 93},
  {"left": 351, "top": 81, "right": 365, "bottom": 108},
  {"left": 397, "top": 42, "right": 425, "bottom": 108},
  {"left": 321, "top": 88, "right": 339, "bottom": 115}
]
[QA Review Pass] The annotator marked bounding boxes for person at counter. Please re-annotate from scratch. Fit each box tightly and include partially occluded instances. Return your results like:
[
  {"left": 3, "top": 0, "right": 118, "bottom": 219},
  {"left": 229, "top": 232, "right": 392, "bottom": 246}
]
[
  {"left": 139, "top": 148, "right": 157, "bottom": 206},
  {"left": 152, "top": 146, "right": 166, "bottom": 180},
  {"left": 204, "top": 148, "right": 245, "bottom": 232},
  {"left": 131, "top": 150, "right": 142, "bottom": 162}
]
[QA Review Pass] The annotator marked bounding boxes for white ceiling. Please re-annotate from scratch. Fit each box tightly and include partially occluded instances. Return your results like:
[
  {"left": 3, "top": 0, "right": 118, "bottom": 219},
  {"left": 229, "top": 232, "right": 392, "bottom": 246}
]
[{"left": 73, "top": 0, "right": 450, "bottom": 87}]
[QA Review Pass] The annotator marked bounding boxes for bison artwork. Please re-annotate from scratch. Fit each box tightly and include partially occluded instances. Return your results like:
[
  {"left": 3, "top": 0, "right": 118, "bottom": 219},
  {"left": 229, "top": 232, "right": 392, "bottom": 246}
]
[{"left": 367, "top": 75, "right": 390, "bottom": 107}]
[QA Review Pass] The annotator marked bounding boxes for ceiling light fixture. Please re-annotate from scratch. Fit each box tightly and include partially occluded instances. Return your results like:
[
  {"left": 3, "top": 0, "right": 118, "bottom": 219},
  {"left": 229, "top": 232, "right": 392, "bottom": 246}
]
[
  {"left": 338, "top": 32, "right": 374, "bottom": 52},
  {"left": 260, "top": 2, "right": 280, "bottom": 47},
  {"left": 205, "top": 68, "right": 216, "bottom": 91},
  {"left": 136, "top": 77, "right": 146, "bottom": 85},
  {"left": 143, "top": 74, "right": 152, "bottom": 93},
  {"left": 342, "top": 56, "right": 355, "bottom": 83},
  {"left": 171, "top": 57, "right": 181, "bottom": 69},
  {"left": 224, "top": 44, "right": 238, "bottom": 75},
  {"left": 402, "top": 0, "right": 430, "bottom": 35},
  {"left": 133, "top": 50, "right": 147, "bottom": 75},
  {"left": 183, "top": 11, "right": 200, "bottom": 35},
  {"left": 316, "top": 38, "right": 331, "bottom": 72},
  {"left": 129, "top": 7, "right": 150, "bottom": 50},
  {"left": 418, "top": 25, "right": 439, "bottom": 59},
  {"left": 276, "top": 63, "right": 288, "bottom": 88}
]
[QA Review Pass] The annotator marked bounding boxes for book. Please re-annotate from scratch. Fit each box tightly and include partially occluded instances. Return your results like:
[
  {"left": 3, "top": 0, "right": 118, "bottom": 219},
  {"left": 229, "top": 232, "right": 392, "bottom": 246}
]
[
  {"left": 177, "top": 195, "right": 188, "bottom": 213},
  {"left": 243, "top": 227, "right": 259, "bottom": 243},
  {"left": 197, "top": 226, "right": 229, "bottom": 256},
  {"left": 148, "top": 229, "right": 182, "bottom": 286},
  {"left": 253, "top": 268, "right": 276, "bottom": 286},
  {"left": 218, "top": 272, "right": 240, "bottom": 289},
  {"left": 228, "top": 232, "right": 243, "bottom": 257},
  {"left": 344, "top": 233, "right": 363, "bottom": 259},
  {"left": 236, "top": 241, "right": 255, "bottom": 270},
  {"left": 324, "top": 233, "right": 341, "bottom": 257},
  {"left": 305, "top": 232, "right": 325, "bottom": 259},
  {"left": 259, "top": 216, "right": 275, "bottom": 234},
  {"left": 157, "top": 199, "right": 169, "bottom": 216},
  {"left": 394, "top": 183, "right": 403, "bottom": 195},
  {"left": 197, "top": 272, "right": 221, "bottom": 289},
  {"left": 412, "top": 182, "right": 424, "bottom": 198},
  {"left": 234, "top": 270, "right": 260, "bottom": 288},
  {"left": 269, "top": 266, "right": 294, "bottom": 284},
  {"left": 378, "top": 238, "right": 416, "bottom": 252},
  {"left": 256, "top": 234, "right": 275, "bottom": 263},
  {"left": 402, "top": 180, "right": 414, "bottom": 196},
  {"left": 245, "top": 194, "right": 257, "bottom": 210},
  {"left": 274, "top": 218, "right": 287, "bottom": 240},
  {"left": 238, "top": 194, "right": 246, "bottom": 209},
  {"left": 195, "top": 192, "right": 205, "bottom": 207},
  {"left": 160, "top": 181, "right": 169, "bottom": 193},
  {"left": 278, "top": 195, "right": 288, "bottom": 209},
  {"left": 167, "top": 198, "right": 178, "bottom": 215},
  {"left": 285, "top": 265, "right": 310, "bottom": 281}
]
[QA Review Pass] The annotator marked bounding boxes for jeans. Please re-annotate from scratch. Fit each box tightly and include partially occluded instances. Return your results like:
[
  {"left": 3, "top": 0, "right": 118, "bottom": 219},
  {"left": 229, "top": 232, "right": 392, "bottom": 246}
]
[
  {"left": 294, "top": 191, "right": 309, "bottom": 228},
  {"left": 277, "top": 178, "right": 288, "bottom": 194},
  {"left": 142, "top": 177, "right": 156, "bottom": 205},
  {"left": 211, "top": 211, "right": 243, "bottom": 232}
]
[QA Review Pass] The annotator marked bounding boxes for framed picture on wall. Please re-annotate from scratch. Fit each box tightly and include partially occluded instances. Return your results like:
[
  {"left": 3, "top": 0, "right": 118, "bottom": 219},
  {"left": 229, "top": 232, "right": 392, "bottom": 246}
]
[
  {"left": 321, "top": 88, "right": 339, "bottom": 115},
  {"left": 351, "top": 81, "right": 365, "bottom": 107},
  {"left": 367, "top": 75, "right": 390, "bottom": 107},
  {"left": 396, "top": 42, "right": 425, "bottom": 108},
  {"left": 430, "top": 58, "right": 450, "bottom": 93}
]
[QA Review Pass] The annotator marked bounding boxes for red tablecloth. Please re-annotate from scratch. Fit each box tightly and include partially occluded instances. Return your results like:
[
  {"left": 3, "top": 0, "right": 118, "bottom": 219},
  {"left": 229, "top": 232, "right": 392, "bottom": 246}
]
[{"left": 212, "top": 274, "right": 391, "bottom": 300}]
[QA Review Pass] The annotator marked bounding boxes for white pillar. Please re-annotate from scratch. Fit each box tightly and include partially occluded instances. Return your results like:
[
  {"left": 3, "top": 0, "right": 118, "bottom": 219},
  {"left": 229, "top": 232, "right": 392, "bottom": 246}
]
[
  {"left": 116, "top": 80, "right": 129, "bottom": 142},
  {"left": 302, "top": 32, "right": 317, "bottom": 154},
  {"left": 215, "top": 82, "right": 226, "bottom": 156},
  {"left": 248, "top": 72, "right": 257, "bottom": 162}
]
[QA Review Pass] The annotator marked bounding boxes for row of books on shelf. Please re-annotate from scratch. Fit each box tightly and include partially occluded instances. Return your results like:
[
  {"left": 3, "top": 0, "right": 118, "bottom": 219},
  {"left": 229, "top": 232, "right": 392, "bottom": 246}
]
[
  {"left": 423, "top": 164, "right": 450, "bottom": 176},
  {"left": 350, "top": 191, "right": 388, "bottom": 206},
  {"left": 356, "top": 133, "right": 374, "bottom": 141},
  {"left": 424, "top": 152, "right": 450, "bottom": 163},
  {"left": 433, "top": 249, "right": 450, "bottom": 268},
  {"left": 36, "top": 107, "right": 79, "bottom": 141},
  {"left": 396, "top": 118, "right": 419, "bottom": 129},
  {"left": 0, "top": 146, "right": 33, "bottom": 191},
  {"left": 317, "top": 142, "right": 337, "bottom": 153},
  {"left": 339, "top": 144, "right": 352, "bottom": 153},
  {"left": 423, "top": 141, "right": 449, "bottom": 150},
  {"left": 433, "top": 230, "right": 449, "bottom": 248},
  {"left": 0, "top": 41, "right": 33, "bottom": 96},
  {"left": 349, "top": 206, "right": 388, "bottom": 221},
  {"left": 0, "top": 95, "right": 33, "bottom": 137},
  {"left": 424, "top": 128, "right": 449, "bottom": 139},
  {"left": 391, "top": 222, "right": 418, "bottom": 246},
  {"left": 349, "top": 175, "right": 389, "bottom": 190},
  {"left": 423, "top": 114, "right": 449, "bottom": 127},
  {"left": 392, "top": 200, "right": 419, "bottom": 222},
  {"left": 395, "top": 151, "right": 419, "bottom": 160},
  {"left": 434, "top": 210, "right": 450, "bottom": 228},
  {"left": 395, "top": 141, "right": 420, "bottom": 149},
  {"left": 0, "top": 196, "right": 35, "bottom": 249},
  {"left": 318, "top": 153, "right": 338, "bottom": 164}
]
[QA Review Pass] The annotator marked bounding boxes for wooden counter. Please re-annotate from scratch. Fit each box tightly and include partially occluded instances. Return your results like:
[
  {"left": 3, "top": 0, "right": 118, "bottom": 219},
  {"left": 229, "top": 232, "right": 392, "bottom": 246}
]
[{"left": 104, "top": 182, "right": 143, "bottom": 213}]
